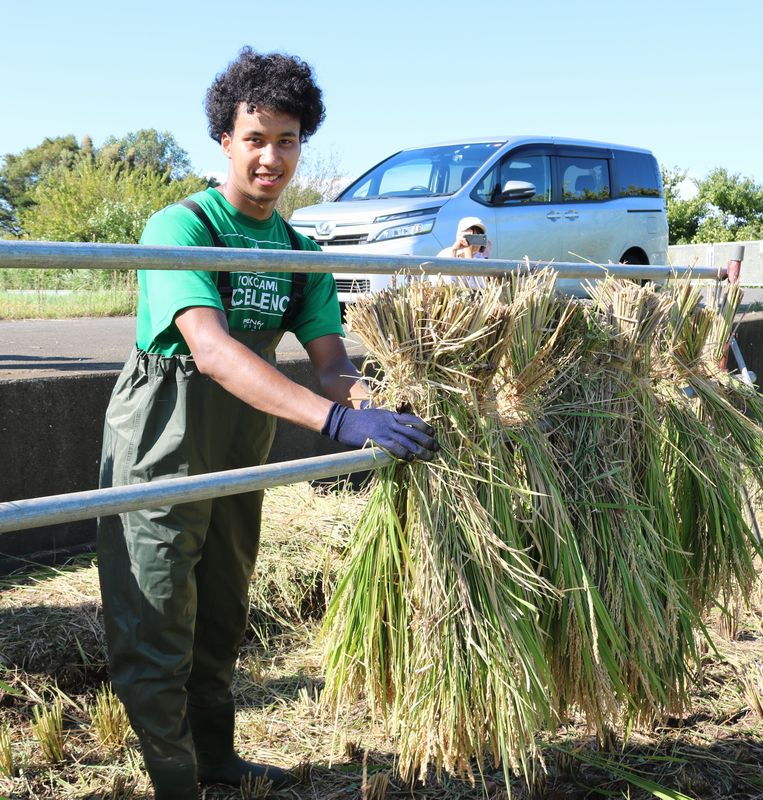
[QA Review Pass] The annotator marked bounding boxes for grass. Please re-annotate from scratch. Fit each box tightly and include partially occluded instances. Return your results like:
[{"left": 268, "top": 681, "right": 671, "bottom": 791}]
[
  {"left": 0, "top": 289, "right": 137, "bottom": 319},
  {"left": 0, "top": 483, "right": 761, "bottom": 799},
  {"left": 0, "top": 268, "right": 138, "bottom": 319}
]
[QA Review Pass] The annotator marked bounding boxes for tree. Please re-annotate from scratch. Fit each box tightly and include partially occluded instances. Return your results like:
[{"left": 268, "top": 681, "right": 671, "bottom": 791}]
[
  {"left": 276, "top": 150, "right": 345, "bottom": 221},
  {"left": 694, "top": 167, "right": 763, "bottom": 242},
  {"left": 0, "top": 135, "right": 81, "bottom": 235},
  {"left": 661, "top": 166, "right": 707, "bottom": 245},
  {"left": 16, "top": 158, "right": 206, "bottom": 289},
  {"left": 19, "top": 158, "right": 207, "bottom": 245},
  {"left": 97, "top": 129, "right": 193, "bottom": 180},
  {"left": 661, "top": 165, "right": 763, "bottom": 245}
]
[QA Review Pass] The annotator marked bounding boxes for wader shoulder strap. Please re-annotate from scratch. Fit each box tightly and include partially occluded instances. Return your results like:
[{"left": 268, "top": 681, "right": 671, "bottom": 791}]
[
  {"left": 178, "top": 198, "right": 307, "bottom": 325},
  {"left": 280, "top": 220, "right": 307, "bottom": 331},
  {"left": 178, "top": 198, "right": 232, "bottom": 304}
]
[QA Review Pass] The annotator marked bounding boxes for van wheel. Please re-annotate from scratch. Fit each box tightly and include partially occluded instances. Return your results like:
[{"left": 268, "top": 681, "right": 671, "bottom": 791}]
[
  {"left": 619, "top": 249, "right": 649, "bottom": 285},
  {"left": 620, "top": 249, "right": 646, "bottom": 265}
]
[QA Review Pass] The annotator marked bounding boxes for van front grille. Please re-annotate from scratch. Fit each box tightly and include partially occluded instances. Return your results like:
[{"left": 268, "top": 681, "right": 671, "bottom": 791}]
[
  {"left": 335, "top": 278, "right": 371, "bottom": 294},
  {"left": 313, "top": 234, "right": 369, "bottom": 246}
]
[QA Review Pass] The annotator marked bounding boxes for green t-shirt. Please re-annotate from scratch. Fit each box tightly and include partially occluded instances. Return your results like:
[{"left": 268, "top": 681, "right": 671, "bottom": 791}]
[{"left": 136, "top": 188, "right": 342, "bottom": 355}]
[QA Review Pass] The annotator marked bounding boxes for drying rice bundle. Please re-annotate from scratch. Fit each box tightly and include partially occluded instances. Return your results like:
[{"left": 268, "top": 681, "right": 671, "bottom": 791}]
[
  {"left": 655, "top": 280, "right": 763, "bottom": 609},
  {"left": 490, "top": 273, "right": 628, "bottom": 730},
  {"left": 321, "top": 271, "right": 763, "bottom": 789},
  {"left": 322, "top": 278, "right": 557, "bottom": 783},
  {"left": 546, "top": 279, "right": 699, "bottom": 725}
]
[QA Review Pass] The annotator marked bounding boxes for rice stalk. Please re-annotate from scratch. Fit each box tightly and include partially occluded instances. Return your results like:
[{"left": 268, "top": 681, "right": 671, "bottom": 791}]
[
  {"left": 0, "top": 722, "right": 14, "bottom": 778},
  {"left": 488, "top": 272, "right": 626, "bottom": 729},
  {"left": 740, "top": 661, "right": 763, "bottom": 720},
  {"left": 90, "top": 682, "right": 131, "bottom": 752},
  {"left": 109, "top": 774, "right": 137, "bottom": 799},
  {"left": 657, "top": 281, "right": 763, "bottom": 608},
  {"left": 31, "top": 697, "right": 65, "bottom": 764},
  {"left": 240, "top": 771, "right": 274, "bottom": 798}
]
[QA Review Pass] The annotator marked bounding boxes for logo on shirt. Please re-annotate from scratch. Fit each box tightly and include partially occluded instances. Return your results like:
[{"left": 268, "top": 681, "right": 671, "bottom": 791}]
[{"left": 230, "top": 274, "right": 289, "bottom": 315}]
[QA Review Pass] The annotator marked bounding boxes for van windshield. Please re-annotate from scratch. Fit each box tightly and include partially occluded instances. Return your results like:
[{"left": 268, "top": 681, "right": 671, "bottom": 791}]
[{"left": 337, "top": 142, "right": 505, "bottom": 201}]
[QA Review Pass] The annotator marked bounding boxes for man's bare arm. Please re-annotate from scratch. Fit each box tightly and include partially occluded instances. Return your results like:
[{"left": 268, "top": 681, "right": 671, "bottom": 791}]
[{"left": 175, "top": 305, "right": 333, "bottom": 431}]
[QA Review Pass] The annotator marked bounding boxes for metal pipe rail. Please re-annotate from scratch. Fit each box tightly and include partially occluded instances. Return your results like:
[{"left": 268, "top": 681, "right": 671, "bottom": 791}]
[
  {"left": 0, "top": 449, "right": 393, "bottom": 534},
  {"left": 0, "top": 240, "right": 741, "bottom": 537},
  {"left": 0, "top": 239, "right": 727, "bottom": 281}
]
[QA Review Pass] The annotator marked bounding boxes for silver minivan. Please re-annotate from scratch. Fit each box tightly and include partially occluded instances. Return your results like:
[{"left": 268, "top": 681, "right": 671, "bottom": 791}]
[{"left": 289, "top": 136, "right": 668, "bottom": 299}]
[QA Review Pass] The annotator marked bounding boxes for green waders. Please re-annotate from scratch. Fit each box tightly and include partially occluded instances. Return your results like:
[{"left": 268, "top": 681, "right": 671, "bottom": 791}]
[{"left": 97, "top": 330, "right": 287, "bottom": 798}]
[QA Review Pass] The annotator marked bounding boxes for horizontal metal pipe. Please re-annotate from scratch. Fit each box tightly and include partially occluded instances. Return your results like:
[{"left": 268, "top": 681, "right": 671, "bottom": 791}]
[
  {"left": 0, "top": 449, "right": 393, "bottom": 534},
  {"left": 0, "top": 240, "right": 726, "bottom": 281}
]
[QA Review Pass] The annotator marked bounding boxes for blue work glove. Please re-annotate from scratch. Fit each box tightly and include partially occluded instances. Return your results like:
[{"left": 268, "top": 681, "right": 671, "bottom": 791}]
[{"left": 321, "top": 402, "right": 439, "bottom": 461}]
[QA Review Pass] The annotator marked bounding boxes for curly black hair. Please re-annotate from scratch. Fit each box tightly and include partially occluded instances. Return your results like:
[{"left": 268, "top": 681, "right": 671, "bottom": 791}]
[{"left": 204, "top": 47, "right": 325, "bottom": 143}]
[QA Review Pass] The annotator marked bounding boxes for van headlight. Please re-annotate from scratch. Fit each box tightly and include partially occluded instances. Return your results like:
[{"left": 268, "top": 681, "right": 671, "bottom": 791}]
[{"left": 370, "top": 218, "right": 435, "bottom": 242}]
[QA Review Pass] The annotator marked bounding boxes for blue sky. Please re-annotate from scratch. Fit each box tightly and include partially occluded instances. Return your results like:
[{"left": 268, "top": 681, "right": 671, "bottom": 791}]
[{"left": 2, "top": 0, "right": 762, "bottom": 188}]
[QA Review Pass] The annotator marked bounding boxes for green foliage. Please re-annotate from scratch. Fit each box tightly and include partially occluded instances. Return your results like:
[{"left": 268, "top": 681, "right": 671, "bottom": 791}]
[
  {"left": 1, "top": 131, "right": 202, "bottom": 242},
  {"left": 14, "top": 157, "right": 205, "bottom": 290},
  {"left": 19, "top": 158, "right": 206, "bottom": 244},
  {"left": 661, "top": 165, "right": 763, "bottom": 245},
  {"left": 661, "top": 166, "right": 707, "bottom": 245},
  {"left": 277, "top": 149, "right": 345, "bottom": 220},
  {"left": 0, "top": 135, "right": 81, "bottom": 234},
  {"left": 97, "top": 129, "right": 193, "bottom": 180},
  {"left": 698, "top": 167, "right": 763, "bottom": 223},
  {"left": 695, "top": 167, "right": 763, "bottom": 242}
]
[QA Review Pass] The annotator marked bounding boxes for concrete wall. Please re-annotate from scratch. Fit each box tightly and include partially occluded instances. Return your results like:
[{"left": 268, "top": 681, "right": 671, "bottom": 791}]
[
  {"left": 1, "top": 318, "right": 761, "bottom": 573},
  {"left": 733, "top": 312, "right": 763, "bottom": 379},
  {"left": 0, "top": 359, "right": 363, "bottom": 573},
  {"left": 668, "top": 240, "right": 763, "bottom": 306}
]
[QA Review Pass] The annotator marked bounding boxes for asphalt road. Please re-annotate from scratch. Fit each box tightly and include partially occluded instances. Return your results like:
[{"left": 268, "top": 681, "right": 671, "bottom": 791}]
[
  {"left": 2, "top": 291, "right": 759, "bottom": 381},
  {"left": 0, "top": 317, "right": 366, "bottom": 381}
]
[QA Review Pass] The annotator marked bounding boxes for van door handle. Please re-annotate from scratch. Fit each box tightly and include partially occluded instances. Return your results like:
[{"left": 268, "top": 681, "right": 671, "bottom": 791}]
[
  {"left": 546, "top": 211, "right": 562, "bottom": 221},
  {"left": 563, "top": 210, "right": 579, "bottom": 220}
]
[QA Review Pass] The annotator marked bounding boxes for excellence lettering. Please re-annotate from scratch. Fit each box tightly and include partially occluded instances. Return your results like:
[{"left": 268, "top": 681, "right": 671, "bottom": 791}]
[{"left": 231, "top": 287, "right": 289, "bottom": 313}]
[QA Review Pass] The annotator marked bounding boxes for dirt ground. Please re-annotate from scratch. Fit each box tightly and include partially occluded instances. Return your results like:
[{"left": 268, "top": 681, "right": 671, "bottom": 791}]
[{"left": 0, "top": 484, "right": 761, "bottom": 800}]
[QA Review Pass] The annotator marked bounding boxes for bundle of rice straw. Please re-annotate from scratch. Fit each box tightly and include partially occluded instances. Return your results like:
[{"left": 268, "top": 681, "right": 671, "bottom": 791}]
[
  {"left": 546, "top": 279, "right": 700, "bottom": 727},
  {"left": 320, "top": 272, "right": 763, "bottom": 789},
  {"left": 322, "top": 278, "right": 557, "bottom": 783},
  {"left": 655, "top": 280, "right": 763, "bottom": 610}
]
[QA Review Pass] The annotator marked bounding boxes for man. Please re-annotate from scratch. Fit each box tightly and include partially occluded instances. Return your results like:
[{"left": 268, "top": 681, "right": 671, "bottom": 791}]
[{"left": 97, "top": 48, "right": 437, "bottom": 800}]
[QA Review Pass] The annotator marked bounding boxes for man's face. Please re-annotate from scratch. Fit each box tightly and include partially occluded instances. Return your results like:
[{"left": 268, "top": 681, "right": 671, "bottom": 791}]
[{"left": 220, "top": 103, "right": 301, "bottom": 219}]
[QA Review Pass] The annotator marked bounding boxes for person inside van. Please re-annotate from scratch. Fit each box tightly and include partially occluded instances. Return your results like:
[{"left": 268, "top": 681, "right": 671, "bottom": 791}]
[{"left": 437, "top": 216, "right": 492, "bottom": 259}]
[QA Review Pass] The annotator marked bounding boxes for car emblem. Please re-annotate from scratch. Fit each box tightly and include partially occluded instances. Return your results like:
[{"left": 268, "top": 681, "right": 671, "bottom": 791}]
[{"left": 315, "top": 222, "right": 334, "bottom": 237}]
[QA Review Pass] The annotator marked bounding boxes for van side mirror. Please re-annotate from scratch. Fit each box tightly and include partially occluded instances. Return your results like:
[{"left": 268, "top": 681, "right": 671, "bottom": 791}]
[{"left": 496, "top": 180, "right": 536, "bottom": 202}]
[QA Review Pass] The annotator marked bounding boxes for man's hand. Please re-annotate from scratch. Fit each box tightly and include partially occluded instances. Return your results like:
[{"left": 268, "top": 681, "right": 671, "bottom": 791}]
[{"left": 321, "top": 402, "right": 439, "bottom": 461}]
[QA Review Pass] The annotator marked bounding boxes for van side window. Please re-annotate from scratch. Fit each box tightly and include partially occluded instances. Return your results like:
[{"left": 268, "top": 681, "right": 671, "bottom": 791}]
[
  {"left": 560, "top": 156, "right": 611, "bottom": 201},
  {"left": 613, "top": 151, "right": 662, "bottom": 197},
  {"left": 474, "top": 155, "right": 551, "bottom": 204}
]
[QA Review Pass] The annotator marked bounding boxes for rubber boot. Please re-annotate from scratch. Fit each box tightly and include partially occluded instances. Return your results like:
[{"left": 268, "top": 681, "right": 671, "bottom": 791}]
[
  {"left": 186, "top": 701, "right": 295, "bottom": 789},
  {"left": 144, "top": 761, "right": 199, "bottom": 800}
]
